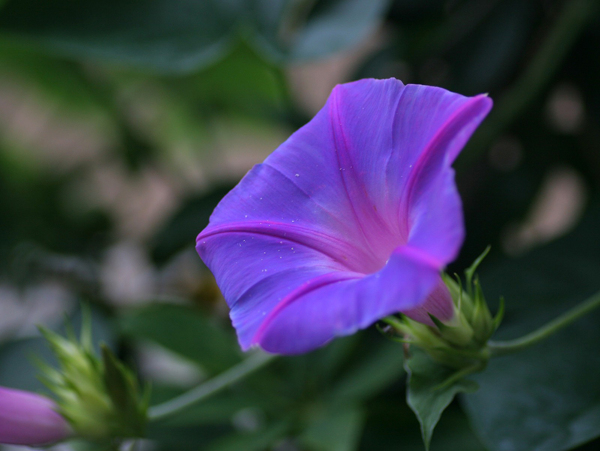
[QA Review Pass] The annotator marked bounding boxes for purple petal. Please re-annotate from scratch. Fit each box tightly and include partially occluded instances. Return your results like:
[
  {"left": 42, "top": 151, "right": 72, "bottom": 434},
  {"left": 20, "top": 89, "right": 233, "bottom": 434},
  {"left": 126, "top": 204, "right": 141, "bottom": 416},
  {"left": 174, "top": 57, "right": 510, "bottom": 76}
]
[
  {"left": 403, "top": 92, "right": 492, "bottom": 263},
  {"left": 0, "top": 386, "right": 71, "bottom": 446},
  {"left": 403, "top": 277, "right": 455, "bottom": 325},
  {"left": 254, "top": 246, "right": 441, "bottom": 354},
  {"left": 197, "top": 78, "right": 492, "bottom": 354},
  {"left": 198, "top": 226, "right": 352, "bottom": 349}
]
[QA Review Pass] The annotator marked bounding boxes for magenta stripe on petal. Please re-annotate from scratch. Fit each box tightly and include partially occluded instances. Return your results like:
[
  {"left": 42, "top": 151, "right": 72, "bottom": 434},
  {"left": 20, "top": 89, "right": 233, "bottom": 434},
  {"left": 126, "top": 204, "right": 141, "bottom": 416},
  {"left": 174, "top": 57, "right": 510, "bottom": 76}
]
[
  {"left": 0, "top": 386, "right": 71, "bottom": 446},
  {"left": 197, "top": 78, "right": 492, "bottom": 354}
]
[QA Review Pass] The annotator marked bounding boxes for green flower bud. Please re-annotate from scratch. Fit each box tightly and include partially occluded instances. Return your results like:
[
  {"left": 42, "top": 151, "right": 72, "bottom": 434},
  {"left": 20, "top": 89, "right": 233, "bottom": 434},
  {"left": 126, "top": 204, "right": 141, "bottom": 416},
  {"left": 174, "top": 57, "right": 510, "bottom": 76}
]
[
  {"left": 38, "top": 313, "right": 148, "bottom": 444},
  {"left": 383, "top": 247, "right": 503, "bottom": 372}
]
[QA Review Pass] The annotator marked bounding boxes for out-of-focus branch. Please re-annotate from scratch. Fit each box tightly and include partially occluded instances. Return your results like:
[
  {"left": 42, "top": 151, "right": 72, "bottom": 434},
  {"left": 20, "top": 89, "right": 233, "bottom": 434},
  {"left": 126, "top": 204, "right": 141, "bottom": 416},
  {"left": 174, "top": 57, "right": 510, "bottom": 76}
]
[{"left": 459, "top": 0, "right": 599, "bottom": 169}]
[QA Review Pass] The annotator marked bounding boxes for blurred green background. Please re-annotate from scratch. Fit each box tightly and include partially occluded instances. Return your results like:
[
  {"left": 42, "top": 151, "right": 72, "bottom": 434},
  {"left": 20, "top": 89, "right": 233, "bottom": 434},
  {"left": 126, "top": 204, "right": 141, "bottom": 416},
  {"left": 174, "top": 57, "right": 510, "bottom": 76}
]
[{"left": 1, "top": 1, "right": 600, "bottom": 450}]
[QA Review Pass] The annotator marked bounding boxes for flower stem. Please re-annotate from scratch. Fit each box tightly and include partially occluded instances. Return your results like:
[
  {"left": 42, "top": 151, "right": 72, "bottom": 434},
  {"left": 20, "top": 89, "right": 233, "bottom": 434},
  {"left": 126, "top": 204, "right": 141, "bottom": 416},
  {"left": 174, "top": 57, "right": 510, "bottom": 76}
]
[
  {"left": 147, "top": 351, "right": 276, "bottom": 422},
  {"left": 488, "top": 289, "right": 600, "bottom": 357}
]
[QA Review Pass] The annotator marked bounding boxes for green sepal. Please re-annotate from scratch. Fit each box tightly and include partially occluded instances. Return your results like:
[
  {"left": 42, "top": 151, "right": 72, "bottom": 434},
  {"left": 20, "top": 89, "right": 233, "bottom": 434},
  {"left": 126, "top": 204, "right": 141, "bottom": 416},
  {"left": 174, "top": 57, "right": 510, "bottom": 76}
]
[
  {"left": 101, "top": 345, "right": 147, "bottom": 438},
  {"left": 428, "top": 313, "right": 474, "bottom": 347},
  {"left": 471, "top": 276, "right": 494, "bottom": 343},
  {"left": 465, "top": 246, "right": 491, "bottom": 297},
  {"left": 492, "top": 296, "right": 505, "bottom": 331}
]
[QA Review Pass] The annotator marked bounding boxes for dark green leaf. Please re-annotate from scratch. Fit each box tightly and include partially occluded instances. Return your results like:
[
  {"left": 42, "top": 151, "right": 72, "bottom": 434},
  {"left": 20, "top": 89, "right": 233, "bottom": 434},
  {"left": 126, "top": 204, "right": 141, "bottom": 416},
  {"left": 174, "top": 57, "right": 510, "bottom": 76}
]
[
  {"left": 118, "top": 304, "right": 241, "bottom": 374},
  {"left": 0, "top": 0, "right": 391, "bottom": 72},
  {"left": 204, "top": 420, "right": 290, "bottom": 451},
  {"left": 300, "top": 405, "right": 365, "bottom": 451},
  {"left": 249, "top": 0, "right": 391, "bottom": 62},
  {"left": 0, "top": 0, "right": 239, "bottom": 72},
  {"left": 150, "top": 185, "right": 234, "bottom": 264},
  {"left": 464, "top": 203, "right": 600, "bottom": 451},
  {"left": 406, "top": 349, "right": 478, "bottom": 450},
  {"left": 147, "top": 423, "right": 232, "bottom": 451},
  {"left": 330, "top": 338, "right": 404, "bottom": 404}
]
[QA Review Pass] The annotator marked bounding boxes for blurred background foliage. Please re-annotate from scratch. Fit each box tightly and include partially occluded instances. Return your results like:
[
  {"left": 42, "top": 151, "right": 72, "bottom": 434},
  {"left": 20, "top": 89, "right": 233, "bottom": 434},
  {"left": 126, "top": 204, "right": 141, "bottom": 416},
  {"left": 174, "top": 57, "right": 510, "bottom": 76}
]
[{"left": 0, "top": 0, "right": 600, "bottom": 450}]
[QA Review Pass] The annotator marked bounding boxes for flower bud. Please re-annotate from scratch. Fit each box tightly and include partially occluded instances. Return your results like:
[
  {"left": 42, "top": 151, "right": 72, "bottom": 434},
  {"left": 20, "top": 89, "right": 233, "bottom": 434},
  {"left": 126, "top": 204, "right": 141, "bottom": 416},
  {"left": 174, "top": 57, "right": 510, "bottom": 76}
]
[
  {"left": 0, "top": 386, "right": 71, "bottom": 446},
  {"left": 384, "top": 248, "right": 502, "bottom": 371},
  {"left": 38, "top": 318, "right": 148, "bottom": 443}
]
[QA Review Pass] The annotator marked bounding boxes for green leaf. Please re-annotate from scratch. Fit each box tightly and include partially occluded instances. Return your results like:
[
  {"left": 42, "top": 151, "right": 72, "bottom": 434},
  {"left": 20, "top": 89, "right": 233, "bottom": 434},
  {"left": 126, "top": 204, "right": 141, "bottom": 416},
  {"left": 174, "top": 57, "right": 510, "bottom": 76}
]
[
  {"left": 405, "top": 349, "right": 478, "bottom": 450},
  {"left": 249, "top": 0, "right": 391, "bottom": 62},
  {"left": 0, "top": 0, "right": 391, "bottom": 72},
  {"left": 147, "top": 423, "right": 232, "bottom": 451},
  {"left": 330, "top": 338, "right": 404, "bottom": 404},
  {"left": 150, "top": 185, "right": 234, "bottom": 264},
  {"left": 204, "top": 420, "right": 290, "bottom": 451},
  {"left": 0, "top": 40, "right": 110, "bottom": 114},
  {"left": 118, "top": 304, "right": 241, "bottom": 374},
  {"left": 0, "top": 0, "right": 240, "bottom": 72},
  {"left": 463, "top": 202, "right": 600, "bottom": 451},
  {"left": 300, "top": 405, "right": 365, "bottom": 451},
  {"left": 101, "top": 345, "right": 147, "bottom": 436}
]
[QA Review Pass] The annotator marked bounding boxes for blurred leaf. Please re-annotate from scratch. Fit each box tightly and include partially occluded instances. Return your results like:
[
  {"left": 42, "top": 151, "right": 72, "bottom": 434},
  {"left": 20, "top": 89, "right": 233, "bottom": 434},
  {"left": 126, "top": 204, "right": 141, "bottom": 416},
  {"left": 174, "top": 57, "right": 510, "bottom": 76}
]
[
  {"left": 450, "top": 0, "right": 534, "bottom": 95},
  {"left": 0, "top": 162, "right": 111, "bottom": 274},
  {"left": 147, "top": 423, "right": 232, "bottom": 451},
  {"left": 0, "top": 0, "right": 239, "bottom": 72},
  {"left": 0, "top": 0, "right": 390, "bottom": 72},
  {"left": 331, "top": 338, "right": 404, "bottom": 404},
  {"left": 310, "top": 334, "right": 361, "bottom": 385},
  {"left": 118, "top": 303, "right": 242, "bottom": 374},
  {"left": 182, "top": 43, "right": 285, "bottom": 113},
  {"left": 0, "top": 40, "right": 111, "bottom": 114},
  {"left": 249, "top": 0, "right": 391, "bottom": 62},
  {"left": 406, "top": 349, "right": 478, "bottom": 450},
  {"left": 459, "top": 0, "right": 600, "bottom": 168},
  {"left": 428, "top": 405, "right": 488, "bottom": 451},
  {"left": 300, "top": 405, "right": 365, "bottom": 451},
  {"left": 205, "top": 419, "right": 290, "bottom": 451},
  {"left": 151, "top": 184, "right": 234, "bottom": 264},
  {"left": 359, "top": 395, "right": 486, "bottom": 451},
  {"left": 464, "top": 201, "right": 600, "bottom": 451}
]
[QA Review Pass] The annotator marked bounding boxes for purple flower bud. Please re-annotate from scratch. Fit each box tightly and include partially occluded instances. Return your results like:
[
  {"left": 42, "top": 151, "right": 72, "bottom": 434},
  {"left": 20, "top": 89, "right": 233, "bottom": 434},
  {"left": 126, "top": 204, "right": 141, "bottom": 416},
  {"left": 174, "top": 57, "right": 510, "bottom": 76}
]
[{"left": 0, "top": 386, "right": 71, "bottom": 446}]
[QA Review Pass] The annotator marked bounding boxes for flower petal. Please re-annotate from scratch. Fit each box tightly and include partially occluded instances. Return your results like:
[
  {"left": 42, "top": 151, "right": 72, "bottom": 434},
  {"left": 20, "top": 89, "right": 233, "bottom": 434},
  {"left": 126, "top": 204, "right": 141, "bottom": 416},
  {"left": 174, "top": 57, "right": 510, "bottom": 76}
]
[
  {"left": 327, "top": 81, "right": 490, "bottom": 261},
  {"left": 403, "top": 92, "right": 492, "bottom": 262},
  {"left": 198, "top": 227, "right": 354, "bottom": 349},
  {"left": 254, "top": 246, "right": 441, "bottom": 354},
  {"left": 197, "top": 78, "right": 492, "bottom": 354}
]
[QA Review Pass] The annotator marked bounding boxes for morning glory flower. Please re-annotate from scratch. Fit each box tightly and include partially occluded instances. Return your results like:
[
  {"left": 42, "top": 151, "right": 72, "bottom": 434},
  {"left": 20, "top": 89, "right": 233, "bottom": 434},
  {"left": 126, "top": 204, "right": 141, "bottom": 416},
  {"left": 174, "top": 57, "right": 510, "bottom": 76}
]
[
  {"left": 0, "top": 386, "right": 71, "bottom": 446},
  {"left": 197, "top": 78, "right": 492, "bottom": 354}
]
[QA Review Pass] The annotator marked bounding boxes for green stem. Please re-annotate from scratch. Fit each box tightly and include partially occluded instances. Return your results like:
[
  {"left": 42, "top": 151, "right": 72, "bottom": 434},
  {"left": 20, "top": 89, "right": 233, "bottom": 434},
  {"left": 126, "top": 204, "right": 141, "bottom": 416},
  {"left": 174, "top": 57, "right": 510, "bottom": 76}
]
[
  {"left": 488, "top": 289, "right": 600, "bottom": 357},
  {"left": 147, "top": 351, "right": 277, "bottom": 422}
]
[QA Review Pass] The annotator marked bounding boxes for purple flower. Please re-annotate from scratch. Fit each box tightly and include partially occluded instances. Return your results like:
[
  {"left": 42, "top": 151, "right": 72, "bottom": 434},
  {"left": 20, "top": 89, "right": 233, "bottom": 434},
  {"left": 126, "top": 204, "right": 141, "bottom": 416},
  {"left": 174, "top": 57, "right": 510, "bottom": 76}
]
[
  {"left": 0, "top": 386, "right": 71, "bottom": 446},
  {"left": 197, "top": 78, "right": 492, "bottom": 354}
]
